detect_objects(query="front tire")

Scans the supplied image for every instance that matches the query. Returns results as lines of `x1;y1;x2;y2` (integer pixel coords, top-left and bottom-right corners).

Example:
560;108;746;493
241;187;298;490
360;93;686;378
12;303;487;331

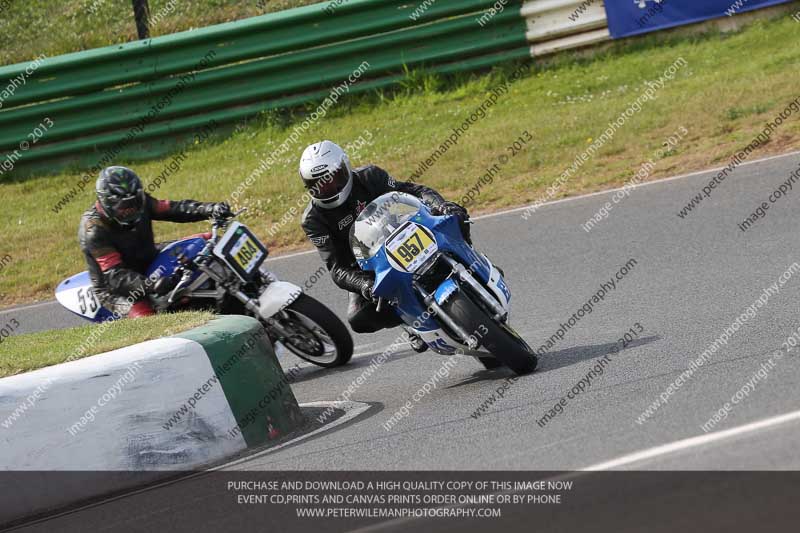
443;291;537;375
478;357;504;370
275;293;353;368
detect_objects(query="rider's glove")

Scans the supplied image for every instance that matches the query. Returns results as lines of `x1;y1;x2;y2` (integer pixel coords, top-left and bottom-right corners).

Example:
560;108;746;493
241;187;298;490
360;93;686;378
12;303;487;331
210;202;233;219
360;281;375;302
434;201;472;245
434;201;469;220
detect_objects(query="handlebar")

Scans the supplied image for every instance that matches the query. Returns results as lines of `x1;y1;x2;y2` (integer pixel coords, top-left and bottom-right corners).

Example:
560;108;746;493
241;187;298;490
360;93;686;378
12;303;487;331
212;207;247;227
209;207;247;242
159;207;249;305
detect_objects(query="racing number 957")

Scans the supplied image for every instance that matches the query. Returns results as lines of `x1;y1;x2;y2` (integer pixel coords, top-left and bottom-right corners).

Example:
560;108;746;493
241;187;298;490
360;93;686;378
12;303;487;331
395;232;425;263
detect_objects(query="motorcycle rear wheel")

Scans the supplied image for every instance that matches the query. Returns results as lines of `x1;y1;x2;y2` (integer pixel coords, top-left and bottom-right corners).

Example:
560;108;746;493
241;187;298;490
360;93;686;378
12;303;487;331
443;291;537;375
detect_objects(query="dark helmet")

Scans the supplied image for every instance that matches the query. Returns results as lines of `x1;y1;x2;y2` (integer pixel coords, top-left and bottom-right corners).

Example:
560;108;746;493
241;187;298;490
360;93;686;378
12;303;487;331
96;166;146;227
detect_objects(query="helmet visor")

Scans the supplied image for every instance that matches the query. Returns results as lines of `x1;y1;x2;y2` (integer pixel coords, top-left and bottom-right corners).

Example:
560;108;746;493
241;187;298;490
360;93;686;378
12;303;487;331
109;193;144;225
304;163;350;201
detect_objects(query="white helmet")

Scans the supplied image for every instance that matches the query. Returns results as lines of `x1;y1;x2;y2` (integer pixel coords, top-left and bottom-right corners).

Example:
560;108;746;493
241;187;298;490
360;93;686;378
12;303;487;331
299;140;353;209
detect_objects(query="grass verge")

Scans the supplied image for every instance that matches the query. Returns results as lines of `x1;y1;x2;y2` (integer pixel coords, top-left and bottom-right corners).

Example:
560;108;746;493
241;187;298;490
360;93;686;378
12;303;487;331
0;311;213;378
1;15;799;305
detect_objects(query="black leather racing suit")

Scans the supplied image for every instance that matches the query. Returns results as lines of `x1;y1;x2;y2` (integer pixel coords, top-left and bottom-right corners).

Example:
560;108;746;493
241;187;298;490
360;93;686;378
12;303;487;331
301;165;455;333
78;195;218;316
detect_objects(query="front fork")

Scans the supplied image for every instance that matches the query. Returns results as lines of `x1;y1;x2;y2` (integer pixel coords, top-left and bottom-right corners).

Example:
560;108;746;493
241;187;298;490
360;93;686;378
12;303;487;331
413;280;480;350
229;287;295;339
439;255;507;322
413;255;508;350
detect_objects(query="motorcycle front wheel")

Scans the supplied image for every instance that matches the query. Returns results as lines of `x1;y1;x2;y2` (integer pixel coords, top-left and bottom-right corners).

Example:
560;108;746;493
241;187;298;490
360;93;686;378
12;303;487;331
270;293;353;368
443;291;537;375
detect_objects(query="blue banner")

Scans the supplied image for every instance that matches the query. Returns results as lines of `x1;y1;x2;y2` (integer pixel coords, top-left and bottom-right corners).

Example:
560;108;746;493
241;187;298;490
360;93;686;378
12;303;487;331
604;0;793;39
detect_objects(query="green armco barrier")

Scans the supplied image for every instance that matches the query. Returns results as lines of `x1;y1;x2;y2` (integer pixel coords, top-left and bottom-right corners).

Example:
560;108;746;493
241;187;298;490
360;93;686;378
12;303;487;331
0;0;527;176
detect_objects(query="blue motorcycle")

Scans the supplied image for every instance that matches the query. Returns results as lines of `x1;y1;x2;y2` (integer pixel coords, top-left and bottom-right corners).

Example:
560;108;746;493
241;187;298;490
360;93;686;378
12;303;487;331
350;193;537;374
56;210;353;368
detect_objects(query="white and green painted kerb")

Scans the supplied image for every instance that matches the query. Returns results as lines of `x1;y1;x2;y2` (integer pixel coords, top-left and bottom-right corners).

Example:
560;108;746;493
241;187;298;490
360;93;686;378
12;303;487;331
175;315;305;450
0;315;303;472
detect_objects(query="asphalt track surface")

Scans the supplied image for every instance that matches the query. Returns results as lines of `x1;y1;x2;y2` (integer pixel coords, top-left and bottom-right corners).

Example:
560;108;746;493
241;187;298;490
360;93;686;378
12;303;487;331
5;151;800;531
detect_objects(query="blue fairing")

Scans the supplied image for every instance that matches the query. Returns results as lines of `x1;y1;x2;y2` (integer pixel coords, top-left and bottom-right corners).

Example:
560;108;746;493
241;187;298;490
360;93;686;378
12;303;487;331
147;237;208;278
358;207;492;332
55;236;209;323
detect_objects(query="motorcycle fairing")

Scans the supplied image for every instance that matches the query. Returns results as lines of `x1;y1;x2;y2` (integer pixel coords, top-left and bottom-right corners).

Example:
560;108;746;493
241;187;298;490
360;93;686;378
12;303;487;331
357;207;507;338
56;235;208;322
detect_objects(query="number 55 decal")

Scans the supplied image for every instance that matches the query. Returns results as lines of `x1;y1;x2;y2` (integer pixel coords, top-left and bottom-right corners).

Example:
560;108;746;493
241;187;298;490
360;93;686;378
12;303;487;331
77;287;100;317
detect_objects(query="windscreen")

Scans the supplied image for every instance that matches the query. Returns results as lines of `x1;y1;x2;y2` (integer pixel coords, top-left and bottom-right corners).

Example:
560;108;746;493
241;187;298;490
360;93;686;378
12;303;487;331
350;193;423;260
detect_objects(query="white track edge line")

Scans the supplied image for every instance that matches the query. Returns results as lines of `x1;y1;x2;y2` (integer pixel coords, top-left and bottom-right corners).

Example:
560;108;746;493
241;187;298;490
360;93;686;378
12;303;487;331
473;148;800;220
582;408;800;471
7;150;800;313
350;408;800;532
266;149;800;261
